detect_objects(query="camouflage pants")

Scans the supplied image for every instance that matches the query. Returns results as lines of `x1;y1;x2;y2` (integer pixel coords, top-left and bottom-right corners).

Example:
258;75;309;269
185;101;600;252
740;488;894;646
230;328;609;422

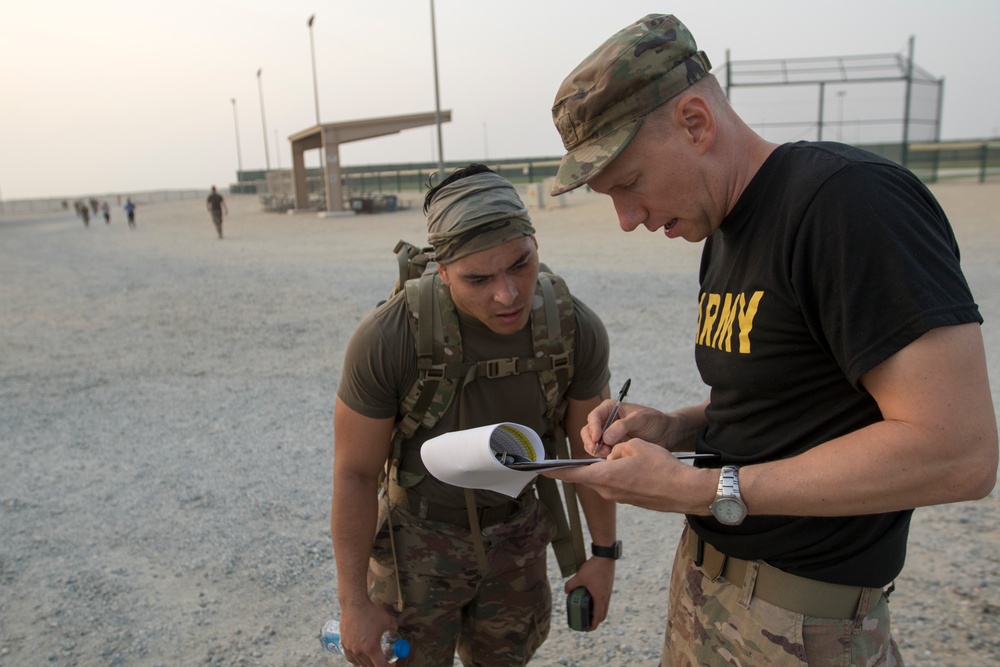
663;524;904;667
368;494;557;667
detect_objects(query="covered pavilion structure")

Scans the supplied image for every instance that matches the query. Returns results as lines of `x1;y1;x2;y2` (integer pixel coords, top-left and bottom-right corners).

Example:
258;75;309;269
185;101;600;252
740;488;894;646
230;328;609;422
288;110;451;213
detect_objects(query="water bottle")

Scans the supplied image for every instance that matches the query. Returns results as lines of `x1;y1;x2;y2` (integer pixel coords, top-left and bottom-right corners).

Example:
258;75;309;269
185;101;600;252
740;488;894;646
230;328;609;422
320;619;411;663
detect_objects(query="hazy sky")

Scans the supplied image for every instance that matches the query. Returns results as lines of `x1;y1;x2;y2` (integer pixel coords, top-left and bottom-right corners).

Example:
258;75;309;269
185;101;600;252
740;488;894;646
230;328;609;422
2;0;998;200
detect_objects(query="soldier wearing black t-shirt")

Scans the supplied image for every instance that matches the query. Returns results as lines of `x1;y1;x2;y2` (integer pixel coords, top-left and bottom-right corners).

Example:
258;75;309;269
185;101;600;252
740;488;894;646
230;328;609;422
543;14;998;667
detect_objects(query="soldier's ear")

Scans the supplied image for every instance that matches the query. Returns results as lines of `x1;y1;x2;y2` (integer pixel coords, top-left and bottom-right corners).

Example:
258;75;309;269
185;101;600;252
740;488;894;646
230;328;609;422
437;262;451;286
675;92;716;156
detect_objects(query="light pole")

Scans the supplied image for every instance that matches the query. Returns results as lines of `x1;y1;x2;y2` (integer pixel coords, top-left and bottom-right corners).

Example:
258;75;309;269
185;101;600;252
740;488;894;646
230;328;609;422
257;67;271;171
307;14;324;171
275;128;281;169
308;14;320;125
430;0;445;180
231;98;243;173
837;90;846;142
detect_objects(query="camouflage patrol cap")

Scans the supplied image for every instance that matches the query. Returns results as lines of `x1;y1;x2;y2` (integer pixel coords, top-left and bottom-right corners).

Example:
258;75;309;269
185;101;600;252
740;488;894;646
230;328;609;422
550;15;712;195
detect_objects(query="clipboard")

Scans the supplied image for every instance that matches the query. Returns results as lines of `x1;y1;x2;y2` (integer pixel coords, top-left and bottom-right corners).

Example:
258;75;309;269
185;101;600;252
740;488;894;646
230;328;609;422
505;452;719;471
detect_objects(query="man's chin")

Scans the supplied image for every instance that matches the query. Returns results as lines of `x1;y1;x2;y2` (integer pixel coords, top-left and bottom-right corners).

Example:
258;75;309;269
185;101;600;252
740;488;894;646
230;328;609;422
490;311;529;334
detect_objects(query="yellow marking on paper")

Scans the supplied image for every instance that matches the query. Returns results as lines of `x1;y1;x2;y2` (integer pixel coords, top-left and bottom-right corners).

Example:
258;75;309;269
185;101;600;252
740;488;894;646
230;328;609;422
498;425;537;461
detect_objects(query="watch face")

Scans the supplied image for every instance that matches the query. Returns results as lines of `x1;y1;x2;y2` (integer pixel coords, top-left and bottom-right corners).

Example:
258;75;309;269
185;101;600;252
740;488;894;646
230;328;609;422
713;498;746;525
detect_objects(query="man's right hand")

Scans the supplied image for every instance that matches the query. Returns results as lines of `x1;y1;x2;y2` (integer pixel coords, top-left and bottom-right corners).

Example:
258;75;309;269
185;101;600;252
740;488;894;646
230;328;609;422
583;400;668;457
582;398;710;457
339;599;398;667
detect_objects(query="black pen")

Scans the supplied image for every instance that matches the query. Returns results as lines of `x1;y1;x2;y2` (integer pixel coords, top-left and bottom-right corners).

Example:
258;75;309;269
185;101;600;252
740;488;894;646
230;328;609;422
595;378;630;455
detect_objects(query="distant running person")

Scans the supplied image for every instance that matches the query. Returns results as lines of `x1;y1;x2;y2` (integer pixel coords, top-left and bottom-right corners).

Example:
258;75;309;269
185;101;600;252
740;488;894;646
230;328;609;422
206;186;227;239
124;198;136;229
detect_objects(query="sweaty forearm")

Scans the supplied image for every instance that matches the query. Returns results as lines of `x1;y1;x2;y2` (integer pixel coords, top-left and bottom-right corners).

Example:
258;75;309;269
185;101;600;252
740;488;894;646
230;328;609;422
576;483;616;545
737;417;997;518
331;475;381;607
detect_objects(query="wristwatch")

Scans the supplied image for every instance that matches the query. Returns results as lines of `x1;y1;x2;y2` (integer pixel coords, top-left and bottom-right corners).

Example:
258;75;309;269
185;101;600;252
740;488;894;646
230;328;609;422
710;465;747;526
591;540;623;560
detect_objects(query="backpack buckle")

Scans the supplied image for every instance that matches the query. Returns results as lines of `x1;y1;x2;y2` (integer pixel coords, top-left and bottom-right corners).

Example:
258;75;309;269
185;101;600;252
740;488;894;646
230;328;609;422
552;351;572;370
485;357;519;378
423;365;447;380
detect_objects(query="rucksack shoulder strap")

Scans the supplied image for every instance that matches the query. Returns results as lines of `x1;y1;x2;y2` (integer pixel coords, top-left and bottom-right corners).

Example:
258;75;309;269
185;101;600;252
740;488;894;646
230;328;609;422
530;271;586;576
394;272;464;447
532;271;576;426
390;240;435;300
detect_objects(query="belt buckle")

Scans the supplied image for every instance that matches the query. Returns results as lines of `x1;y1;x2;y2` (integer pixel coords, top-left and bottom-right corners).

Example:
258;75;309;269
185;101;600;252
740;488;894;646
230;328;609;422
478;503;502;527
479;499;520;527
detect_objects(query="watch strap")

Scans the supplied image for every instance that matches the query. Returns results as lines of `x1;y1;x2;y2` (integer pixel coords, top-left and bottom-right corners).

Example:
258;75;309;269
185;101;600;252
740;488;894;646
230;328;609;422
591;540;622;560
717;465;740;496
711;465;747;526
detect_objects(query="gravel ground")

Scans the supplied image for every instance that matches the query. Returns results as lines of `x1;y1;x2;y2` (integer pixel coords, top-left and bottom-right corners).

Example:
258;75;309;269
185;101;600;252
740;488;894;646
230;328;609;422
1;184;998;667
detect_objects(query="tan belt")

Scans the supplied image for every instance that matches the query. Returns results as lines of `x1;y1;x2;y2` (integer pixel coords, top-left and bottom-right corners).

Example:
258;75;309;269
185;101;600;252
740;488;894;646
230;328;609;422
690;534;883;619
388;483;533;529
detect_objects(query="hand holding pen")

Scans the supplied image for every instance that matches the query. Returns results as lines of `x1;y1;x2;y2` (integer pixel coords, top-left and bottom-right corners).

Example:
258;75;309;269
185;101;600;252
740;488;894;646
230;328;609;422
590;379;719;462
593;378;630;455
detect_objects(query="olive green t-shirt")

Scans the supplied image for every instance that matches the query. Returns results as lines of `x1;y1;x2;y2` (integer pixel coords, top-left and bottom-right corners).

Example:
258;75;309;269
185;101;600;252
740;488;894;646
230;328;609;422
337;284;611;508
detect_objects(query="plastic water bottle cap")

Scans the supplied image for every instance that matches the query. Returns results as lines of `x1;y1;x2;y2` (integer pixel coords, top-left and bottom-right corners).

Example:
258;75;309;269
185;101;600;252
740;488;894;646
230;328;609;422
394;639;411;659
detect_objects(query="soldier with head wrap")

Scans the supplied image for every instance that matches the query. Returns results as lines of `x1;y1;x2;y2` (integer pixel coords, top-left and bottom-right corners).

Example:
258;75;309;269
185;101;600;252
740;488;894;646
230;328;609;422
541;14;997;667
331;165;618;666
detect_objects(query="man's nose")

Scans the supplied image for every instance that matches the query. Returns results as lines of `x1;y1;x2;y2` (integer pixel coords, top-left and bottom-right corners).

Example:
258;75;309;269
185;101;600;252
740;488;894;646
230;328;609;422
494;275;518;305
613;198;646;232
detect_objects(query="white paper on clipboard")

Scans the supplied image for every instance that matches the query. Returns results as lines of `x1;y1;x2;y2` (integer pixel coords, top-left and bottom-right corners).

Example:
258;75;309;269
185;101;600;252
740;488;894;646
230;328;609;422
420;422;715;497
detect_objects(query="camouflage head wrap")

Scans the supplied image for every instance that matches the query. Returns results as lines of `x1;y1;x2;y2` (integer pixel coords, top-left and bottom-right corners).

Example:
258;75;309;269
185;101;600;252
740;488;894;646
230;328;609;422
426;172;535;264
550;14;711;196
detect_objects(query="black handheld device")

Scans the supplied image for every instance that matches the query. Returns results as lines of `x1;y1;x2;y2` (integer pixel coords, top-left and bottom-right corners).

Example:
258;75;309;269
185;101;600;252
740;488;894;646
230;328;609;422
566;587;593;632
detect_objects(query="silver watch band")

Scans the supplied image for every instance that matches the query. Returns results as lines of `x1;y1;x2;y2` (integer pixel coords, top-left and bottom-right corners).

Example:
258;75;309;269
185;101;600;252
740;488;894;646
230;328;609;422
718;465;741;497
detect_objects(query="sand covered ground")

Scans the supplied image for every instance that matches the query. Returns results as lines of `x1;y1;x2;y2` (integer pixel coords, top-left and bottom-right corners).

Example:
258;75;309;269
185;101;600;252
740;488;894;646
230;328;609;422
1;183;999;666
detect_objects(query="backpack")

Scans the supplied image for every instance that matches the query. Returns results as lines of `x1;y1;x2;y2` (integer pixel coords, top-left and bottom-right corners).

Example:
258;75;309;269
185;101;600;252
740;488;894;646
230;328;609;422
384;239;587;577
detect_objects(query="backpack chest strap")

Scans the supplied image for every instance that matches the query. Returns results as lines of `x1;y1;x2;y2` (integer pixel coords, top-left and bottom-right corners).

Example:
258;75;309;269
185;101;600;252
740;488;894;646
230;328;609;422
419;351;573;381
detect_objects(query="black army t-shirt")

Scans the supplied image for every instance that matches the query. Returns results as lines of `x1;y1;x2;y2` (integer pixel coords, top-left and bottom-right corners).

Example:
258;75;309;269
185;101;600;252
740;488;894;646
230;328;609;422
689;142;982;587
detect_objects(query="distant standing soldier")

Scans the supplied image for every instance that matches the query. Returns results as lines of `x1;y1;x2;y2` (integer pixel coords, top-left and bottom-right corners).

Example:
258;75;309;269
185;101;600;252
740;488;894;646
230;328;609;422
206;186;227;239
101;201;110;225
124;198;136;229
